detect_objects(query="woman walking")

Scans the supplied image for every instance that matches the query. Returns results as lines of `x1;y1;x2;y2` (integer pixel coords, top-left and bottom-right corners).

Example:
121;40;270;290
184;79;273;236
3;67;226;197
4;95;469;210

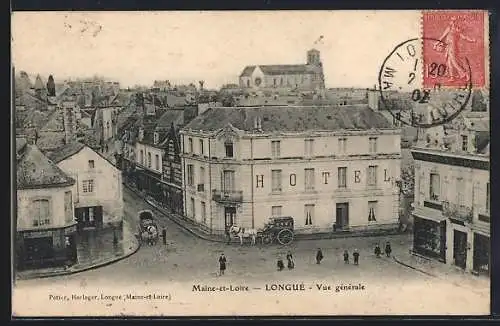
219;253;227;276
286;251;295;270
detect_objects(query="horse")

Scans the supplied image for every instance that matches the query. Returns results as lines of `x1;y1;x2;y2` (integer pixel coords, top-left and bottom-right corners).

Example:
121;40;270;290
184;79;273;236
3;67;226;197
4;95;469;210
229;225;258;246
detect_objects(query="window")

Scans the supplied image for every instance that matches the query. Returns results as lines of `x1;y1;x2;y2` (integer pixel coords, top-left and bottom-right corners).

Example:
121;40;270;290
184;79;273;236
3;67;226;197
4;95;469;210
32;199;50;226
305;139;314;156
368;201;378;222
201;201;207;224
64;191;73;224
188;138;193;153
367;166;378;186
486;182;490;212
271;141;281;158
223;170;235;192
272;206;282;217
369;137;378;154
88;207;95;222
338;138;347;153
82;179;94;193
305;204;315;226
461;135;468;151
199;139;204;156
305;168;315;191
187;164;194;186
140;150;144;165
271;170;282;192
147;152;152;168
88;160;95;169
199;166;205;187
338;167;347;188
154;132;159;144
155;154;159;170
429;173;440;201
190;197;195;219
225;141;234;158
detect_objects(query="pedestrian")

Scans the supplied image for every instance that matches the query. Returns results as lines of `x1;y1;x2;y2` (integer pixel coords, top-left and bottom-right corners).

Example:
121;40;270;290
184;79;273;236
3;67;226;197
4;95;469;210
343;250;349;264
385;241;392;258
225;228;231;245
277;256;285;271
162;227;167;245
219;253;227;276
374;243;381;258
286;251;295;270
353;249;360;265
316;248;324;265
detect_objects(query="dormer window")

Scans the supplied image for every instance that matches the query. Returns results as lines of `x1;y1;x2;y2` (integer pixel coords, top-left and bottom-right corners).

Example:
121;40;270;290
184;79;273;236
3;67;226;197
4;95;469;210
461;135;468;151
225;141;234;158
154;132;159;145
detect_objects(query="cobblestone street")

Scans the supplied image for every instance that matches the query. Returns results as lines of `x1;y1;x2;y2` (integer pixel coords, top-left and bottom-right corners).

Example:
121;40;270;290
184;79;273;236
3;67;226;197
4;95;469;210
13;186;490;316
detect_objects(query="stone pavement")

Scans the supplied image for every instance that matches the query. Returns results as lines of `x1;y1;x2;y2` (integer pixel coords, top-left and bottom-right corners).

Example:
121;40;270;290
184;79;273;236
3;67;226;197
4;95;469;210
123;182;405;244
15;220;140;280
393;251;490;295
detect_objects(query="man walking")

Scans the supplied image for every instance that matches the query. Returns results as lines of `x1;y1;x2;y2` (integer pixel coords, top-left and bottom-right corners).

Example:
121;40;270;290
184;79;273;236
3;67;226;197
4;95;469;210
219;253;227;276
353;249;360;265
385;242;392;258
316;248;324;265
343;250;349;264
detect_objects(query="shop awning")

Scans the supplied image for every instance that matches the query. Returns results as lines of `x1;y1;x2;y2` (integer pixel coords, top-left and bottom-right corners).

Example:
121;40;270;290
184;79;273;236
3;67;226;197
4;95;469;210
412;206;447;223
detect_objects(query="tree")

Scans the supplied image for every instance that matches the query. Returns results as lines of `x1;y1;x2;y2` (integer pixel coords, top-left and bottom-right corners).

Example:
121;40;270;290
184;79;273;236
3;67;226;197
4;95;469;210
199;80;205;90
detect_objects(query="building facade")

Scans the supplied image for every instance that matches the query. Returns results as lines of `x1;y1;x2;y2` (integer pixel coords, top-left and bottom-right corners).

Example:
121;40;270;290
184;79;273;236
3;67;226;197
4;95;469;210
411;118;489;275
16;140;78;270
46;142;124;229
239;49;325;92
180;105;401;235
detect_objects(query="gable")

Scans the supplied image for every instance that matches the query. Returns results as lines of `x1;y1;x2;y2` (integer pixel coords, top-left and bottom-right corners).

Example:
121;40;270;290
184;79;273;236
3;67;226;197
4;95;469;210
57;146;119;174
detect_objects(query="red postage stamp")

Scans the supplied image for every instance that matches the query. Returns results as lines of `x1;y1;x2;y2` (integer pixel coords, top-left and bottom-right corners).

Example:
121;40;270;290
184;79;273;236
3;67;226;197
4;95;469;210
422;10;487;88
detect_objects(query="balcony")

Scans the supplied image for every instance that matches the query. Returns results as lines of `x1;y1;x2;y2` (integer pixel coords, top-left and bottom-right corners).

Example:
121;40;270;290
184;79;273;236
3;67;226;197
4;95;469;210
212;189;243;203
442;201;473;225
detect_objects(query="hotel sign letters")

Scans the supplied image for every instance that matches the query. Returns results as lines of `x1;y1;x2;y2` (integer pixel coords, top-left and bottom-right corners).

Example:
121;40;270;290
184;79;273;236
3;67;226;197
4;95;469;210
255;168;392;188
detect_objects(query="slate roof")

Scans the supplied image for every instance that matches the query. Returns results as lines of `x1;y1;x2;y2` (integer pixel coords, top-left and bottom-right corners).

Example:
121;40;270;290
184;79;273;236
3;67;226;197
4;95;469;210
34;75;44;90
45;141;85;163
40;110;64;132
240;64;315;77
474;131;490;154
16;137;27;153
36;131;66;151
184;105;394;133
17;144;75;190
155;109;184;130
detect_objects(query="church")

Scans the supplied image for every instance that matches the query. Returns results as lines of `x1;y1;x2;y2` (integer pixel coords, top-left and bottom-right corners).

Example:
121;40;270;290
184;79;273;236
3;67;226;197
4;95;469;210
239;49;325;92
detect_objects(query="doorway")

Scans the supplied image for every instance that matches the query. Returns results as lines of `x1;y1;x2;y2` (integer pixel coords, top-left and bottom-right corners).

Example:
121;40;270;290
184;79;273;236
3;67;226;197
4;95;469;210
23;236;54;269
225;207;236;228
453;230;467;269
336;203;349;229
473;233;489;275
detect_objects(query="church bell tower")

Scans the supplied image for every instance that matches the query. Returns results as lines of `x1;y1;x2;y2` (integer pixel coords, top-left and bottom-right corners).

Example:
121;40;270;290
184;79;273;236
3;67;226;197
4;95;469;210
307;48;321;66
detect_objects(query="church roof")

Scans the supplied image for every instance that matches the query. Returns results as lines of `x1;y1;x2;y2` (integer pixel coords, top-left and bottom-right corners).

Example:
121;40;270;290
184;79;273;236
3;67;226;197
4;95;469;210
240;64;315;77
184;105;394;133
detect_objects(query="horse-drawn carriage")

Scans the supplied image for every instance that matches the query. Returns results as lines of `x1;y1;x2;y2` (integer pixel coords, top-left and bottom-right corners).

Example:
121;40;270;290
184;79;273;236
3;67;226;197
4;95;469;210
229;216;295;246
137;209;159;245
259;216;294;245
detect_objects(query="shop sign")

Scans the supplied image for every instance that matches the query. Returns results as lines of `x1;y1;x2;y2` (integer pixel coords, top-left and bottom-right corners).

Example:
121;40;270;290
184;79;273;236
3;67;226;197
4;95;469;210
24;230;53;238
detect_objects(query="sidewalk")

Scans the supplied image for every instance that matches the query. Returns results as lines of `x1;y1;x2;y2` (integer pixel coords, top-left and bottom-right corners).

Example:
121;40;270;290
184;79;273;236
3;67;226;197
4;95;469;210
16;220;140;280
124;182;405;244
393;251;490;295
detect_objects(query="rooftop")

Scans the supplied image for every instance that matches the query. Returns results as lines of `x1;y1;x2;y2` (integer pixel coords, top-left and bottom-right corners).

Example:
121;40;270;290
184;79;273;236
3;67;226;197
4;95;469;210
45;141;85;164
184;105;395;133
17;144;75;190
240;64;315;77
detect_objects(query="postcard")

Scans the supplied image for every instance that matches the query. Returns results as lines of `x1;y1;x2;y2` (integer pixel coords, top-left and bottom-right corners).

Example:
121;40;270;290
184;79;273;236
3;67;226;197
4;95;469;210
11;10;490;316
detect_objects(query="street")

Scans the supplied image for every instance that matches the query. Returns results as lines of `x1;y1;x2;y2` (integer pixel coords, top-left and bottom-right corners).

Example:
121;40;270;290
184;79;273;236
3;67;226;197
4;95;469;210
13;186;490;316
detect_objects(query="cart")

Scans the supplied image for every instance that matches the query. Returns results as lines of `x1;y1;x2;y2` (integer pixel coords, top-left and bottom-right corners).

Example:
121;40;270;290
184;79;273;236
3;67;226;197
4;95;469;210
137;209;159;245
258;216;294;245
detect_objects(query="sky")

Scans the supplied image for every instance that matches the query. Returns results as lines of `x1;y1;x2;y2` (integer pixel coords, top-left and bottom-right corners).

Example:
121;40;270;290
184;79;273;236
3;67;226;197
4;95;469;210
12;11;420;89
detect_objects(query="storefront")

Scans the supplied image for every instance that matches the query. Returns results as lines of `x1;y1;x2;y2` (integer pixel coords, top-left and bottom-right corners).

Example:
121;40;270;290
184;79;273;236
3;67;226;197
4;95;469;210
16;224;78;271
412;215;447;262
473;232;489;275
159;182;184;215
